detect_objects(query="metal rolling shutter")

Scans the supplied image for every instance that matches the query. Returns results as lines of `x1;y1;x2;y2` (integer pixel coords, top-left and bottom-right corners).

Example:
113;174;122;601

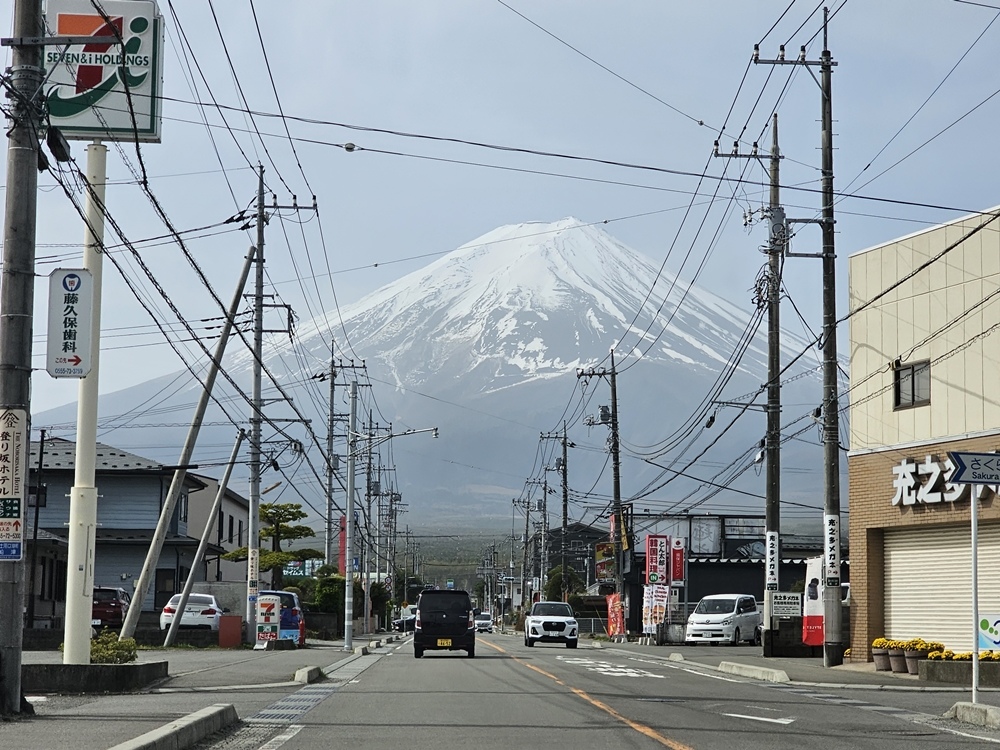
885;524;1000;650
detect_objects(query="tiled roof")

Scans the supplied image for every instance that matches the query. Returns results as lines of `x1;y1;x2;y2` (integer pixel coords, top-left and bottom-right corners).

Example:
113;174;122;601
28;437;166;472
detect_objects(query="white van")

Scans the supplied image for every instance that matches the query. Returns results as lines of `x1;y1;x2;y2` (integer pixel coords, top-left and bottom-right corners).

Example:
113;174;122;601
685;594;761;645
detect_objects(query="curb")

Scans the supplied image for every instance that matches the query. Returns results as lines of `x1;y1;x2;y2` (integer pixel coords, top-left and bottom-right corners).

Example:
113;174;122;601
718;660;790;683
945;701;1000;729
294;666;322;683
107;703;238;750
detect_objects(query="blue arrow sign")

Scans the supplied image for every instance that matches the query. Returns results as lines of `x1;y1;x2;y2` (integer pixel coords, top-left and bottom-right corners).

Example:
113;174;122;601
949;452;1000;485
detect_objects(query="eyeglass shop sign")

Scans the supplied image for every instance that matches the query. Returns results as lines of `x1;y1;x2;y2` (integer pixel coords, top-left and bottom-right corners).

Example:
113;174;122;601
0;410;28;561
44;0;164;142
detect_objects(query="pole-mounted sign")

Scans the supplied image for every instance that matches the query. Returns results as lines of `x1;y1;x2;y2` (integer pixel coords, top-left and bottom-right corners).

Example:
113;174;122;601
44;0;165;142
0;410;28;561
47;268;93;378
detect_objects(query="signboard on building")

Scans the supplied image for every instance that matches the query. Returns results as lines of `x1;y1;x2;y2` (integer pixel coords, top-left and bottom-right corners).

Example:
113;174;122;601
670;536;686;586
768;591;802;618
645;534;668;584
595;542;615;582
47;268;93;378
44;0;165;142
0;410;28;561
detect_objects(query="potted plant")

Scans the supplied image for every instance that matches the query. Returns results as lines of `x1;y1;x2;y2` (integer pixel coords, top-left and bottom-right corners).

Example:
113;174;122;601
887;639;909;673
904;638;943;675
871;637;891;671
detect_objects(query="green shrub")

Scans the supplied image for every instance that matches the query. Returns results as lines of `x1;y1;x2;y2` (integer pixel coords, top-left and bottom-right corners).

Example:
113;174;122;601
91;630;138;664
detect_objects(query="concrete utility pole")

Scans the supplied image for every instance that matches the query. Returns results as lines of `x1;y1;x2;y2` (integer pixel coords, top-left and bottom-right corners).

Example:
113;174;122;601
325;349;336;567
343;380;358;651
578;351;624;601
560;426;570;601
0;0;43;714
754;9;841;667
121;246;256;642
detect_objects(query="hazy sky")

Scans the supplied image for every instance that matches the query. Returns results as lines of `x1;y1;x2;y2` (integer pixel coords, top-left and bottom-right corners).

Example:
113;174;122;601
4;0;1000;419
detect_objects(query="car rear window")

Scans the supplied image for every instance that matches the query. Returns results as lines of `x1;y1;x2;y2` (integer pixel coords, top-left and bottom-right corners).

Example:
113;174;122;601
93;590;121;602
170;594;214;606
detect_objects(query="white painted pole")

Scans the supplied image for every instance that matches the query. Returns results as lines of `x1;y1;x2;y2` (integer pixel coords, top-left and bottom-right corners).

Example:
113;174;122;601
64;142;106;665
972;489;980;704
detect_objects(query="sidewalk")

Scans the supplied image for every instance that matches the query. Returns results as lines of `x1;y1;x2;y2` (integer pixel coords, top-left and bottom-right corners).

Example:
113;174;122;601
9;634;397;750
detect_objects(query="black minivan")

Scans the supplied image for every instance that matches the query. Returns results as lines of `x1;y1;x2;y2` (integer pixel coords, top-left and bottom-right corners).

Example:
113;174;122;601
413;589;476;658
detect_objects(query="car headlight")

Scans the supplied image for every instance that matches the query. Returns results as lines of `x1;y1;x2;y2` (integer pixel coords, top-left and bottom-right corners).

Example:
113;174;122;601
567;620;577;627
721;618;733;626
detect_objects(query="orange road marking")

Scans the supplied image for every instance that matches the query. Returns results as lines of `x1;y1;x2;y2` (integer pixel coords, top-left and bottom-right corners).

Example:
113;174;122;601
481;640;694;750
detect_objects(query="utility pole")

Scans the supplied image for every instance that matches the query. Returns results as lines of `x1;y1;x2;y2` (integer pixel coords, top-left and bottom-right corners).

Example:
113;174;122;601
0;0;44;715
343;380;359;651
754;9;841;666
27;429;45;628
715;120;785;646
560;426;570;602
325;349;336;567
578;351;624;603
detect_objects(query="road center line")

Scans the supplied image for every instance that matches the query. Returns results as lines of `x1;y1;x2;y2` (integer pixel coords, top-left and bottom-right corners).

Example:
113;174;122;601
483;641;695;750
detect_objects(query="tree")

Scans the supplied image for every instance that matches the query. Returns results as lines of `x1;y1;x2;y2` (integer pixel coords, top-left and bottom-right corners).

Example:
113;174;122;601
544;565;585;602
222;502;324;589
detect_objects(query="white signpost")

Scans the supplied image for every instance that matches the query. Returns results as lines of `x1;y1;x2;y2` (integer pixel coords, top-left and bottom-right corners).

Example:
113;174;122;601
47;269;93;378
0;410;28;562
947;450;991;705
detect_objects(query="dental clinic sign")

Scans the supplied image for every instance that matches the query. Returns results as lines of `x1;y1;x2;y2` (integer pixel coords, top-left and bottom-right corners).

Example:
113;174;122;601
44;0;164;142
889;454;998;507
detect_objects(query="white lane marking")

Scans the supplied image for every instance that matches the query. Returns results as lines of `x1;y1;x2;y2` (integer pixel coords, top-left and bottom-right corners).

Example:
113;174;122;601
258;724;303;749
722;713;795;725
557;655;665;679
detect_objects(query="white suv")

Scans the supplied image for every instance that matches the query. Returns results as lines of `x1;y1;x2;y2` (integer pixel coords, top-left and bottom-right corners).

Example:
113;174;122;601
524;601;578;648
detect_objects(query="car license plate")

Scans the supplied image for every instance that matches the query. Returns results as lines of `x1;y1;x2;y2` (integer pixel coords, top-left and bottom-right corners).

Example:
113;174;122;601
436;638;452;647
91;619;101;626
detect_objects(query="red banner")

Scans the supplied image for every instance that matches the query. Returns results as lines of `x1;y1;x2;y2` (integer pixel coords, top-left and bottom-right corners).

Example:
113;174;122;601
670;537;686;585
646;535;668;584
606;593;625;637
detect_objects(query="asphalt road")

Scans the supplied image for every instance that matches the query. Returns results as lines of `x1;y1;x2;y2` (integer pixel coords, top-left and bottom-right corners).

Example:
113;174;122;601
189;634;1000;750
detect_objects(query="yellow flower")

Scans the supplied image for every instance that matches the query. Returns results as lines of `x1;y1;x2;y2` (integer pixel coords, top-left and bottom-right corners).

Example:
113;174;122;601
872;637;889;649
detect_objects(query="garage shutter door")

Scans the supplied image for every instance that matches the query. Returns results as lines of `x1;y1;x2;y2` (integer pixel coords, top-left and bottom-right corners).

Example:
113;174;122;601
885;524;1000;650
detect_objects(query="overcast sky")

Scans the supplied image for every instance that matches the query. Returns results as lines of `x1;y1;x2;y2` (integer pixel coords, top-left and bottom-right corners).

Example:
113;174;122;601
4;0;1000;420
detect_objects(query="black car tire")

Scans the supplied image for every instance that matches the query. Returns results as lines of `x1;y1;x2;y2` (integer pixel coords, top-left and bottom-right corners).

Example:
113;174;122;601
414;647;423;659
467;645;475;658
567;640;577;649
525;635;533;647
731;627;740;645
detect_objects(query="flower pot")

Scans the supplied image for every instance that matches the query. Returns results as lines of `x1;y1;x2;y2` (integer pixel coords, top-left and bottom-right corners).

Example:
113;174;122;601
872;647;891;671
905;650;926;675
888;648;908;673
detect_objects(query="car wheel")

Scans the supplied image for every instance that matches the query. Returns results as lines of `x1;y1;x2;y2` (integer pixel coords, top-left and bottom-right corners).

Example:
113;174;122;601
731;627;740;645
467;645;475;658
567;640;577;649
753;627;762;646
525;636;534;647
414;647;423;658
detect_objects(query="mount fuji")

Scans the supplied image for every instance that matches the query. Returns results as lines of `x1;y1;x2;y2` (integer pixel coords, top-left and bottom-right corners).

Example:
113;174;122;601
35;218;832;532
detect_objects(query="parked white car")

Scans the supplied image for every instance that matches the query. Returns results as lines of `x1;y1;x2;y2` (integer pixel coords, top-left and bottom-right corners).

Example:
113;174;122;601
685;594;761;645
524;601;578;648
159;593;224;631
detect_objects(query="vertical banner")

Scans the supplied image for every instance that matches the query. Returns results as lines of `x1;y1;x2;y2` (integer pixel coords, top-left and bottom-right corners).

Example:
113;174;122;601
645;534;668;584
606;592;625;637
765;530;779;591
641;585;670;634
802;556;824;646
670;536;686;586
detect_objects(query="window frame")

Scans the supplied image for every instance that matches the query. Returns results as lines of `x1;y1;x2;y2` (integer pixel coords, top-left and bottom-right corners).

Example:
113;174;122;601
893;360;930;410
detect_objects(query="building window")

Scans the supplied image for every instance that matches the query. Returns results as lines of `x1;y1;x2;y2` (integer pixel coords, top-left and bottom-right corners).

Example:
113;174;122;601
179;492;188;522
894;360;930;409
217;510;224;544
228;515;235;544
238;520;244;546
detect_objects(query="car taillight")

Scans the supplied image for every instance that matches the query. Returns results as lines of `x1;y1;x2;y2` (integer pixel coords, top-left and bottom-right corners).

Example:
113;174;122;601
163;606;175;614
202;608;218;615
468;611;475;628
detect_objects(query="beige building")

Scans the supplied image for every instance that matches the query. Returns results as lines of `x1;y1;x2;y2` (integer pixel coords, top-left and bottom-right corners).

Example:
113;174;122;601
848;205;1000;658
